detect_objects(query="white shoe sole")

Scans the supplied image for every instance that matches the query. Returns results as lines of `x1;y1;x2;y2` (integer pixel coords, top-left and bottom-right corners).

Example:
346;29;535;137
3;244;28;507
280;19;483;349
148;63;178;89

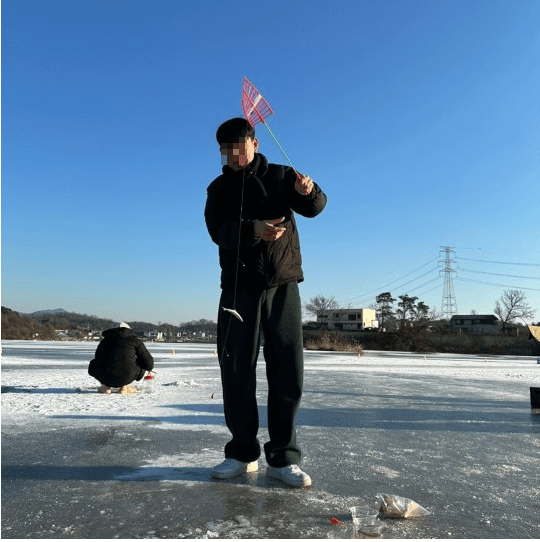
210;461;258;479
266;466;312;487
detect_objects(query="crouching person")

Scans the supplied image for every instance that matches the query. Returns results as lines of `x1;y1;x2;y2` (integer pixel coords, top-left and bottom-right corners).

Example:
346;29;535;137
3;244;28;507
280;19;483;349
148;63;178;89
88;322;154;394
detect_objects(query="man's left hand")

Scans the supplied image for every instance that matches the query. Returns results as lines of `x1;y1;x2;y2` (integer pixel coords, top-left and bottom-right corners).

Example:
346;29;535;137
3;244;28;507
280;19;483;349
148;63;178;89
295;174;314;196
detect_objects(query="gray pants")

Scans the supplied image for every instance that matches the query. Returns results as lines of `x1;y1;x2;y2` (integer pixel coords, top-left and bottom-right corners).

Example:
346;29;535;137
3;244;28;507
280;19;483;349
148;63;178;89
217;282;304;467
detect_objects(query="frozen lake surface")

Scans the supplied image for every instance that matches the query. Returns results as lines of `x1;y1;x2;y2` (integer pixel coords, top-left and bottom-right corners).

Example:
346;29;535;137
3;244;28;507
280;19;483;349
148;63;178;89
2;340;540;538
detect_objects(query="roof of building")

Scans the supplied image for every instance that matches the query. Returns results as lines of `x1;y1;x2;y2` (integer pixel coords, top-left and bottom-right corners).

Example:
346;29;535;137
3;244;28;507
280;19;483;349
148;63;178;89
528;325;540;344
450;314;498;321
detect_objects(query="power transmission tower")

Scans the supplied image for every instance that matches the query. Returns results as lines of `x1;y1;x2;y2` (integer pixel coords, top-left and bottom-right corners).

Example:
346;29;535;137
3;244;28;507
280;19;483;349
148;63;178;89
439;246;458;319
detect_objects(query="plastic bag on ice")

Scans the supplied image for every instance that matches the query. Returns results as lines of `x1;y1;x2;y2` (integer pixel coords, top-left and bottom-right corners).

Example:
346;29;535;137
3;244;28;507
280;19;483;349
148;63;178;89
377;494;430;518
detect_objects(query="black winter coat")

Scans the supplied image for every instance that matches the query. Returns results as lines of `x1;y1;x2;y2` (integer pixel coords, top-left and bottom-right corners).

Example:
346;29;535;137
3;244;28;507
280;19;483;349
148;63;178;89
88;328;154;387
205;154;327;291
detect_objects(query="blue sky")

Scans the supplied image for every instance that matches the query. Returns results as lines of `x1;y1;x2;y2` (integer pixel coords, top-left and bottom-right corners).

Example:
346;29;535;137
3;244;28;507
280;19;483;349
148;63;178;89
2;0;539;325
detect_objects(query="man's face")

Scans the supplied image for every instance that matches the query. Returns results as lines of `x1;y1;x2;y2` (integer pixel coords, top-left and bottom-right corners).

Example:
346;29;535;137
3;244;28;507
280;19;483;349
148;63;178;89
220;137;258;170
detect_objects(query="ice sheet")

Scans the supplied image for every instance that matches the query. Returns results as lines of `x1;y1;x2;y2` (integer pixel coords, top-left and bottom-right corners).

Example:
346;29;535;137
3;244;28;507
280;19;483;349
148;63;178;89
2;341;539;539
2;341;538;429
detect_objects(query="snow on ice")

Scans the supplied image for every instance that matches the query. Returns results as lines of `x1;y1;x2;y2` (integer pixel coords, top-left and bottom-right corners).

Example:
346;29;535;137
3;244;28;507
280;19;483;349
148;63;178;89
2;340;538;429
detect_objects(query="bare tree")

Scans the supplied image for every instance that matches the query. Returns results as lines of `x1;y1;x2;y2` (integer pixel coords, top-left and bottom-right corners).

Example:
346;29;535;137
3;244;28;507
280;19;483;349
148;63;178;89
304;295;338;323
494;289;536;332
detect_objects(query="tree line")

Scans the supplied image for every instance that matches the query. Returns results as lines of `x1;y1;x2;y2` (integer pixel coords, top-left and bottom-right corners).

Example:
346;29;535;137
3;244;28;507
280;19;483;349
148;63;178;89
1;307;218;341
1;307;57;340
304;292;436;331
304;289;537;332
30;310;117;332
30;310;218;336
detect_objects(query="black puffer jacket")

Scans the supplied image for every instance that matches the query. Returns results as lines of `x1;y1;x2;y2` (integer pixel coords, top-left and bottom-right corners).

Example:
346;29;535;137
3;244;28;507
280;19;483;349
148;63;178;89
205;153;327;291
88;327;154;387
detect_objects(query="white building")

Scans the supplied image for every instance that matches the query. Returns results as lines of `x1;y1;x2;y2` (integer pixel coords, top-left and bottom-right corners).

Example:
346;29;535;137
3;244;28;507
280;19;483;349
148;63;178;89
317;308;379;331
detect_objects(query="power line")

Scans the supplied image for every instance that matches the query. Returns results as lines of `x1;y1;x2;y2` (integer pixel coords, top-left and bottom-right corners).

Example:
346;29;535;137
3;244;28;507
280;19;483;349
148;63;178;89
458;267;540;281
339;257;439;305
456;256;540;267
337;249;540;312
340;265;439;306
455;277;540;291
343;273;443;310
403;276;442;298
391;267;440;293
415;280;444;299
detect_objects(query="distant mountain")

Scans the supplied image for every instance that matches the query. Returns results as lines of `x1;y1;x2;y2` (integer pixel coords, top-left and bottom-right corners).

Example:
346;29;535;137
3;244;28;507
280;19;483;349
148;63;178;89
30;308;68;318
27;309;117;330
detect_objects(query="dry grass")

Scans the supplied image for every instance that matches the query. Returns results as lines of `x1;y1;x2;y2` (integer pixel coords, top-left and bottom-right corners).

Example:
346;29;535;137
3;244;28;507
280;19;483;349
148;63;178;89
304;332;364;355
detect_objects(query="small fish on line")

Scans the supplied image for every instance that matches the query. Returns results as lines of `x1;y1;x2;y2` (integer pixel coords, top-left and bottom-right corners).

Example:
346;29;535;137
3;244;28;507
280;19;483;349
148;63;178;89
222;307;243;322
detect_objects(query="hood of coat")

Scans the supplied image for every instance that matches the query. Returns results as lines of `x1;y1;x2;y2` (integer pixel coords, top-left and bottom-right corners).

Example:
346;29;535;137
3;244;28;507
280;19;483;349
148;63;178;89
102;327;136;339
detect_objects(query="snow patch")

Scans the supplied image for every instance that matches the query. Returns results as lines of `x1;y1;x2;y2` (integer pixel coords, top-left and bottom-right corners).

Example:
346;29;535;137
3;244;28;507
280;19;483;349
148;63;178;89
370;465;400;479
494;465;523;474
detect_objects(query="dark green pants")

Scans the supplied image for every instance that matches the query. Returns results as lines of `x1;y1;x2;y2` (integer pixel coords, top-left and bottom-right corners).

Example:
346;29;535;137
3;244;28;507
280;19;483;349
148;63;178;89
217;282;304;468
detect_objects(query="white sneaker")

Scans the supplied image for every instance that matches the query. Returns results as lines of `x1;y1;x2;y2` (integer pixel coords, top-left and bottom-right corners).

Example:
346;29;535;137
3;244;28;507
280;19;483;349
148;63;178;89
210;458;258;479
266;464;312;487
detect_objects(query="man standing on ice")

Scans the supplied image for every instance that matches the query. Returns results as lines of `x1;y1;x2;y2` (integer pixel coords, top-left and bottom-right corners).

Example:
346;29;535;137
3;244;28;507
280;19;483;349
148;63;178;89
204;117;327;487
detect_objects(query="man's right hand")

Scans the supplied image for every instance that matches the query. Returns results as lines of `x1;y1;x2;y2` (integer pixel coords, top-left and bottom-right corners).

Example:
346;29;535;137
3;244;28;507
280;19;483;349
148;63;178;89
254;217;286;242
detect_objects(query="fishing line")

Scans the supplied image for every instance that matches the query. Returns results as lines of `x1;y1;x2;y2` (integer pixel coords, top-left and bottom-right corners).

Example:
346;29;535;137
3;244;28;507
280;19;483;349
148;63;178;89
219;163;246;362
220;75;289;359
